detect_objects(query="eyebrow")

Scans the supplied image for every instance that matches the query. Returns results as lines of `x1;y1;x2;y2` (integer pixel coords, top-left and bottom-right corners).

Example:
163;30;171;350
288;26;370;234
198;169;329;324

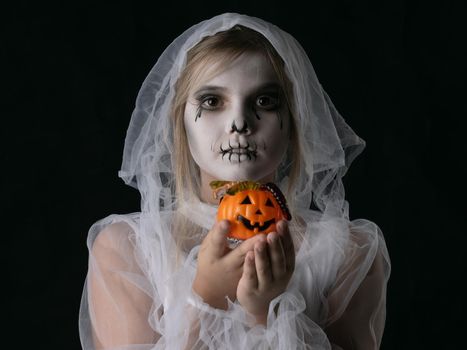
193;82;282;97
193;85;228;96
254;82;282;92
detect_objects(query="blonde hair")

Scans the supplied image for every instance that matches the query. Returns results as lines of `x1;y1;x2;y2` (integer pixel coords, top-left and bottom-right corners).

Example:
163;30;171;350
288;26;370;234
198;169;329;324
171;25;302;250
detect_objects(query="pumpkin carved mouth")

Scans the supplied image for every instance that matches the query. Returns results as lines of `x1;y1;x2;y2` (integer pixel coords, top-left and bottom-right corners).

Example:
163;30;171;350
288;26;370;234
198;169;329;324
237;215;275;232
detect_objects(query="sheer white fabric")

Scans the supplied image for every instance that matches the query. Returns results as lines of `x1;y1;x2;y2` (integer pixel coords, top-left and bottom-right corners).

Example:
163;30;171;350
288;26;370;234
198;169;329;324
79;13;391;349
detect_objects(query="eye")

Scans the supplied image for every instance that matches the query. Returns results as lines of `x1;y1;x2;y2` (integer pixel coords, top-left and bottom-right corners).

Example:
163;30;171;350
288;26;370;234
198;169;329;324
241;196;252;204
265;198;275;207
200;95;222;110
256;94;279;110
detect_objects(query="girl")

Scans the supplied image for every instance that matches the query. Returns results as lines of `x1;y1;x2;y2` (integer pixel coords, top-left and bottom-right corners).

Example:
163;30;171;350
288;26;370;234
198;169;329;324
79;13;390;349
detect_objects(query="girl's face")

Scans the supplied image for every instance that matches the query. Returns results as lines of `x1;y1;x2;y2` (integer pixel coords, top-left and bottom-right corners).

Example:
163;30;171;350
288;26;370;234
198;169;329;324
183;52;290;182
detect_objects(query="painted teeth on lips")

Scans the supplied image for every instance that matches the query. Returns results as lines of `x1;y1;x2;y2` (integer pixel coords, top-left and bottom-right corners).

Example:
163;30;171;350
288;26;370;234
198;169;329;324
231;148;248;154
228;140;256;151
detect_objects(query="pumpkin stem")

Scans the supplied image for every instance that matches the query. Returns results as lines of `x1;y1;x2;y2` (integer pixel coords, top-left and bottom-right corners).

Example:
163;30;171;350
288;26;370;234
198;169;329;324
228;181;261;195
209;180;232;190
209;180;262;200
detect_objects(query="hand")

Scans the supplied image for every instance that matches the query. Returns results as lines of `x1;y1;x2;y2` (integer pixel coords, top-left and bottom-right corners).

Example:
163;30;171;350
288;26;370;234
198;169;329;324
192;220;264;310
236;220;295;325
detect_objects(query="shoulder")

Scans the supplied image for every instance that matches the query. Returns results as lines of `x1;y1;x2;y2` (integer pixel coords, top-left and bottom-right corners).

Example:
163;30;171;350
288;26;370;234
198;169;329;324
86;212;140;255
93;221;134;248
86;213;146;276
348;218;390;269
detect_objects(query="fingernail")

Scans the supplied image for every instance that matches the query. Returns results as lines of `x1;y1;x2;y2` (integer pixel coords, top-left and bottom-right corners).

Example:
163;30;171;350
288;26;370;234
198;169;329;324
276;221;284;235
268;233;277;244
219;220;230;231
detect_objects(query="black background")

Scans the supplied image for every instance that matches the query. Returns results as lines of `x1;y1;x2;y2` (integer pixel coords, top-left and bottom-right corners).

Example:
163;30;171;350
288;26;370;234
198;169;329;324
3;1;466;349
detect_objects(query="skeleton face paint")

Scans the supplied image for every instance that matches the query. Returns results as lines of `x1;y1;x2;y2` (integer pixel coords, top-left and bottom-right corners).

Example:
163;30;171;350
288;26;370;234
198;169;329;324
184;52;290;182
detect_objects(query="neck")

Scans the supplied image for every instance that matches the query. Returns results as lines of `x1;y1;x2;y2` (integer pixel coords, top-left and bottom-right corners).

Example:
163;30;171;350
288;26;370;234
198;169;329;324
199;170;275;205
200;172;219;205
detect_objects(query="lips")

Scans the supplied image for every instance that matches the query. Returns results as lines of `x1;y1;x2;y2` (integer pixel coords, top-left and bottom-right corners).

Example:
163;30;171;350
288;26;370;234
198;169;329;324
220;141;258;161
237;215;275;232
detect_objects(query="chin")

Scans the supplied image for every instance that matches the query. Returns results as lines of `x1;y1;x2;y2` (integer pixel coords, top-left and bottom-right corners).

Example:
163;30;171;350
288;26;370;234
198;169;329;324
213;166;273;183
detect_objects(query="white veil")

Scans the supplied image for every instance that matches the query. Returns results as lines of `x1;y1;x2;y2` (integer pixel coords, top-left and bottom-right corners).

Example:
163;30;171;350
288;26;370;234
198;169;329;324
79;13;390;349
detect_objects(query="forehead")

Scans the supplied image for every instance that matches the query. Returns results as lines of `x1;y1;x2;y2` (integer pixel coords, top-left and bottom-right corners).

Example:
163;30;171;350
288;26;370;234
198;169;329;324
189;51;279;92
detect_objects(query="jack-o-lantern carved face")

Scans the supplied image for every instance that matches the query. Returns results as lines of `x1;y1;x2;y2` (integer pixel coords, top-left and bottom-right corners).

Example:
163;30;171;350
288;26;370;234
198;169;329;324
217;189;286;241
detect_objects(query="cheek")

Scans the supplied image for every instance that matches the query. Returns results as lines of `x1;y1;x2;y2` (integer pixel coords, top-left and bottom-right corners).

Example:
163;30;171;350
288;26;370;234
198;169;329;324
184;107;208;150
279;110;292;137
185;123;204;149
184;108;226;147
183;108;226;168
261;109;290;135
262;117;290;151
184;108;205;163
277;112;291;148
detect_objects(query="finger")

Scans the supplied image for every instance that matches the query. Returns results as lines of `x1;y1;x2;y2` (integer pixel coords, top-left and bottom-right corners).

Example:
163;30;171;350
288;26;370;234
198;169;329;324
277;221;295;271
208;220;230;258
224;234;264;268
255;238;273;287
241;251;258;290
267;232;286;279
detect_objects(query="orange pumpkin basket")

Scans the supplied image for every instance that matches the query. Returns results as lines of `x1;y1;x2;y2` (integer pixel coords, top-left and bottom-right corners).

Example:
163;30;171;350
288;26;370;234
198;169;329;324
211;181;292;244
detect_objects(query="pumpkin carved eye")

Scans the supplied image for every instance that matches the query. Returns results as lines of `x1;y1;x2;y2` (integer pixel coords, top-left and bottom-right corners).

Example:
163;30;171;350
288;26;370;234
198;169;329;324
265;198;274;207
241;196;252;204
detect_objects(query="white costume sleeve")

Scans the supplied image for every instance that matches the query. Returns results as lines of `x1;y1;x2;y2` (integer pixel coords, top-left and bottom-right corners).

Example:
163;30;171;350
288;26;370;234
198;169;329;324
79;215;160;349
324;219;391;349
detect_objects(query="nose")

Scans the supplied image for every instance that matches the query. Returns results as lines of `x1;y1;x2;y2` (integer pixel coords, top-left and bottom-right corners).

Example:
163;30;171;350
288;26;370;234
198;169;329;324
225;104;254;135
230;120;249;134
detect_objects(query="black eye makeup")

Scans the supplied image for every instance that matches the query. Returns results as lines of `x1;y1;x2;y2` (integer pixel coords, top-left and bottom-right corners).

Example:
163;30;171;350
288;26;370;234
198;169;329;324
194;94;223;122
255;93;280;110
191;83;284;123
198;95;222;109
252;89;283;127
